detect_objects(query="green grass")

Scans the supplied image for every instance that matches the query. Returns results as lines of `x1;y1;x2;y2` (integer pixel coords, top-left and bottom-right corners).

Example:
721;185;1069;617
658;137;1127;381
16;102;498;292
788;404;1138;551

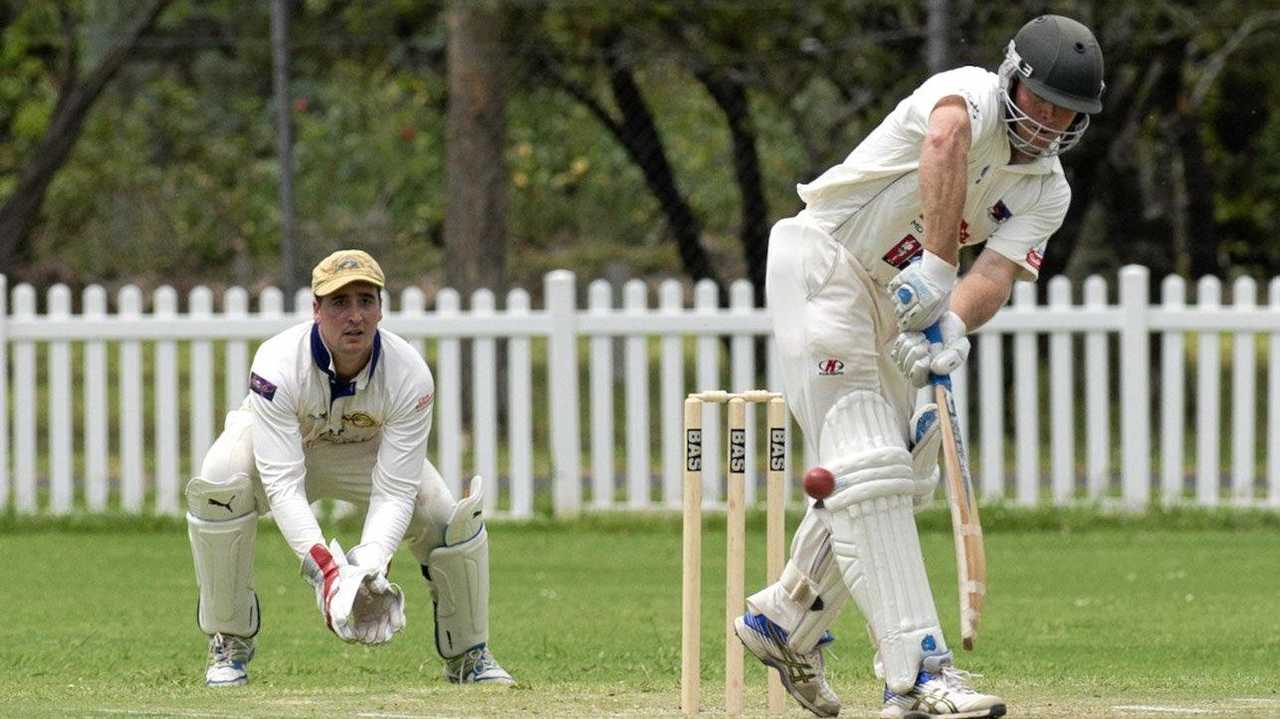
3;508;1280;718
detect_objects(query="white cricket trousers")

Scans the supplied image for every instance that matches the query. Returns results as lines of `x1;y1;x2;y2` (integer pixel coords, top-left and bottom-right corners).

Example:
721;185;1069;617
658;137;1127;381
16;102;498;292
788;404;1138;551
200;409;456;564
765;215;913;452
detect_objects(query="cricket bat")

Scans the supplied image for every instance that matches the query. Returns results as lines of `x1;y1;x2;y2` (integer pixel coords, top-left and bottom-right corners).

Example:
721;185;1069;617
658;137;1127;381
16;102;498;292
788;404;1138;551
924;323;987;651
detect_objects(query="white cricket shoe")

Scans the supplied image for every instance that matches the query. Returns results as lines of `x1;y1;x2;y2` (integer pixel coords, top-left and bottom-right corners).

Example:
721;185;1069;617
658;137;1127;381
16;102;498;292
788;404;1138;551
205;633;254;687
444;645;516;685
880;655;1005;718
734;613;841;717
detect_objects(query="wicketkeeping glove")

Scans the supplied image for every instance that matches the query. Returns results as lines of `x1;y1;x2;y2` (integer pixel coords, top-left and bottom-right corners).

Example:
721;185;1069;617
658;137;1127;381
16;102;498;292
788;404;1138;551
343;544;407;645
300;539;382;643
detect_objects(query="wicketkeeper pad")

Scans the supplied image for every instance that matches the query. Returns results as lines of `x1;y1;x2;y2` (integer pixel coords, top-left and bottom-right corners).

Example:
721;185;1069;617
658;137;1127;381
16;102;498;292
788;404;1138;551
186;473;260;637
820;390;948;694
423;476;491;659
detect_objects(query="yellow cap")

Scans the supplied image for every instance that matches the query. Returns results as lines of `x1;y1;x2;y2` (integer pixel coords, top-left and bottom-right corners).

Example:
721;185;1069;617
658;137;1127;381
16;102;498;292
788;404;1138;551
311;249;385;296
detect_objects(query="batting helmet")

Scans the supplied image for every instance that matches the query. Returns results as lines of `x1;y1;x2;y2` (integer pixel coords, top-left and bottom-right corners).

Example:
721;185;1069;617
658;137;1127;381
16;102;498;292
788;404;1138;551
998;15;1105;156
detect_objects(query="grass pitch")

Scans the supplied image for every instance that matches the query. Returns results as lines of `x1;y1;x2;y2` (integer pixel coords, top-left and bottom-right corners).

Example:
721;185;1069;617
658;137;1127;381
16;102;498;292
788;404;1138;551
2;507;1279;718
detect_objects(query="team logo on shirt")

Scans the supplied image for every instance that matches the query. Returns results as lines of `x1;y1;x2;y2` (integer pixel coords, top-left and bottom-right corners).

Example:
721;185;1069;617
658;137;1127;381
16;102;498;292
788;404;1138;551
989;200;1012;224
415;392;433;412
1026;248;1044;269
817;359;845;376
882;235;923;270
249;372;277;401
343;412;378;428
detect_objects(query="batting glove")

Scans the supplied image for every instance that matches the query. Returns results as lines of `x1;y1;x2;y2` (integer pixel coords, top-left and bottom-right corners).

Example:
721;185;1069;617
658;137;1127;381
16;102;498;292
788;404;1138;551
887;251;957;331
891;311;970;387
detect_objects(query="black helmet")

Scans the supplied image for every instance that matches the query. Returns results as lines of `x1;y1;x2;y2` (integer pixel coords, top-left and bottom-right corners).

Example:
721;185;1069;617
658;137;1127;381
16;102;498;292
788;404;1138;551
998;15;1104;156
1003;15;1105;114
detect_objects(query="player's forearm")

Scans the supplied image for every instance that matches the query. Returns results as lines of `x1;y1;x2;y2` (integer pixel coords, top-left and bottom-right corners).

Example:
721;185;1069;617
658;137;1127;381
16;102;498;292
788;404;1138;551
262;481;325;559
358;493;415;568
950;267;1013;331
919;112;970;266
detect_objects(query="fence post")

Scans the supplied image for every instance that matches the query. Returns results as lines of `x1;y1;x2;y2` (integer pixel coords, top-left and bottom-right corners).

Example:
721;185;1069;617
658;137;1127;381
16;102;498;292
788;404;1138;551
1159;275;1186;505
1269;277;1280;507
119;285;144;513
13;284;34;513
436;288;462;501
1120;265;1150;507
1230;277;1257;504
1013;281;1039;506
84;285;108;512
546;270;581;517
154;286;180;515
588;280;614;509
48;285;72;514
0;275;8;511
472;289;498;515
507;288;534;518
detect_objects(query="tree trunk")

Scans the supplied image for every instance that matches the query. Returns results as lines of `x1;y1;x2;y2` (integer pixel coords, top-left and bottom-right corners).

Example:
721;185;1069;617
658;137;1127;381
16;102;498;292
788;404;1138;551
694;66;767;307
599;35;726;305
1178;113;1219;279
445;0;510;430
925;0;951;73
0;0;172;266
445;0;508;301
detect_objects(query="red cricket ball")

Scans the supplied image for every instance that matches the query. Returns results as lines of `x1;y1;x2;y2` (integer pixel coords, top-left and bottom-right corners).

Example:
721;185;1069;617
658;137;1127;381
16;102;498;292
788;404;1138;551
803;466;836;500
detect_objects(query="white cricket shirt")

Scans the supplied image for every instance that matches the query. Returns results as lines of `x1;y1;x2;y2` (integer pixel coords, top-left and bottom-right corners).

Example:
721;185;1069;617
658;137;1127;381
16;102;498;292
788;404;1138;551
244;321;435;567
795;66;1071;286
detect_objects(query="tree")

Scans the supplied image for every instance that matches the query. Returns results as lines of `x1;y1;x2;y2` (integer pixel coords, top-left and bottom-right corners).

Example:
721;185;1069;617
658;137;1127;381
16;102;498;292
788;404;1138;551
445;0;508;300
531;16;726;301
0;0;172;267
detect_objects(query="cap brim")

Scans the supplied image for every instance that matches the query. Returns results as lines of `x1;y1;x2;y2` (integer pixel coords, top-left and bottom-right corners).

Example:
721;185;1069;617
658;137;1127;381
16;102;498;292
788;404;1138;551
1025;77;1102;114
313;273;385;296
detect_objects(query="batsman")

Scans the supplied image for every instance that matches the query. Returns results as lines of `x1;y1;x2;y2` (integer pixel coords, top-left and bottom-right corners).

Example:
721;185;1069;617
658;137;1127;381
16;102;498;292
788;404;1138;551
185;249;514;687
734;16;1103;718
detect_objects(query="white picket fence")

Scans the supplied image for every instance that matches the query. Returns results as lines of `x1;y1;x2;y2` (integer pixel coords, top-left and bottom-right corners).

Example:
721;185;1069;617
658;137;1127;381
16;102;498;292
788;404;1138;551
0;265;1277;519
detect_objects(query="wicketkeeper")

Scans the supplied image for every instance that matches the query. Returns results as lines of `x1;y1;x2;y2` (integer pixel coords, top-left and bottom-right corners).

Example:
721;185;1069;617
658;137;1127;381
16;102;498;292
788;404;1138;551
185;249;514;687
734;15;1103;719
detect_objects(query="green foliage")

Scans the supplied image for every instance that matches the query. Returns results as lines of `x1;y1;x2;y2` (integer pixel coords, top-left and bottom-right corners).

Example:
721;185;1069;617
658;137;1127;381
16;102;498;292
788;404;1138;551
3;0;1280;292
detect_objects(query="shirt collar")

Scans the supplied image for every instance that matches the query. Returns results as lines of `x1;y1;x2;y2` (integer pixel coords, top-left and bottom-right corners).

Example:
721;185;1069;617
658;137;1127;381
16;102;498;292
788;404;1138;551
309;324;382;403
999;140;1061;175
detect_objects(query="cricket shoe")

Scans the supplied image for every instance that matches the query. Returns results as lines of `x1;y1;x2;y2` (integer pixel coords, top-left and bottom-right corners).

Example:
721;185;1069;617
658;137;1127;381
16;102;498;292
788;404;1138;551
880;654;1005;718
444;644;516;685
205;633;254;687
733;612;841;717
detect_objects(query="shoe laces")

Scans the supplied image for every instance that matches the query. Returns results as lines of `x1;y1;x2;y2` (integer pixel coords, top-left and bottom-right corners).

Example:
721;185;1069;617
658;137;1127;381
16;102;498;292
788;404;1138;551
452;646;497;676
937;666;980;694
210;633;253;665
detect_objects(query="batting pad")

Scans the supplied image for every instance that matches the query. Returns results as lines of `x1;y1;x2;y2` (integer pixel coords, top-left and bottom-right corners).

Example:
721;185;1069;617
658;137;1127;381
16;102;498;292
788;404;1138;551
423;523;490;659
819;390;948;693
187;509;259;638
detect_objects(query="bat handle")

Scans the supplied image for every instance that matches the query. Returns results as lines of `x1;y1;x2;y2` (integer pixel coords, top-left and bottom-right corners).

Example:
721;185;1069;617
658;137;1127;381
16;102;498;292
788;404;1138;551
923;322;952;389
